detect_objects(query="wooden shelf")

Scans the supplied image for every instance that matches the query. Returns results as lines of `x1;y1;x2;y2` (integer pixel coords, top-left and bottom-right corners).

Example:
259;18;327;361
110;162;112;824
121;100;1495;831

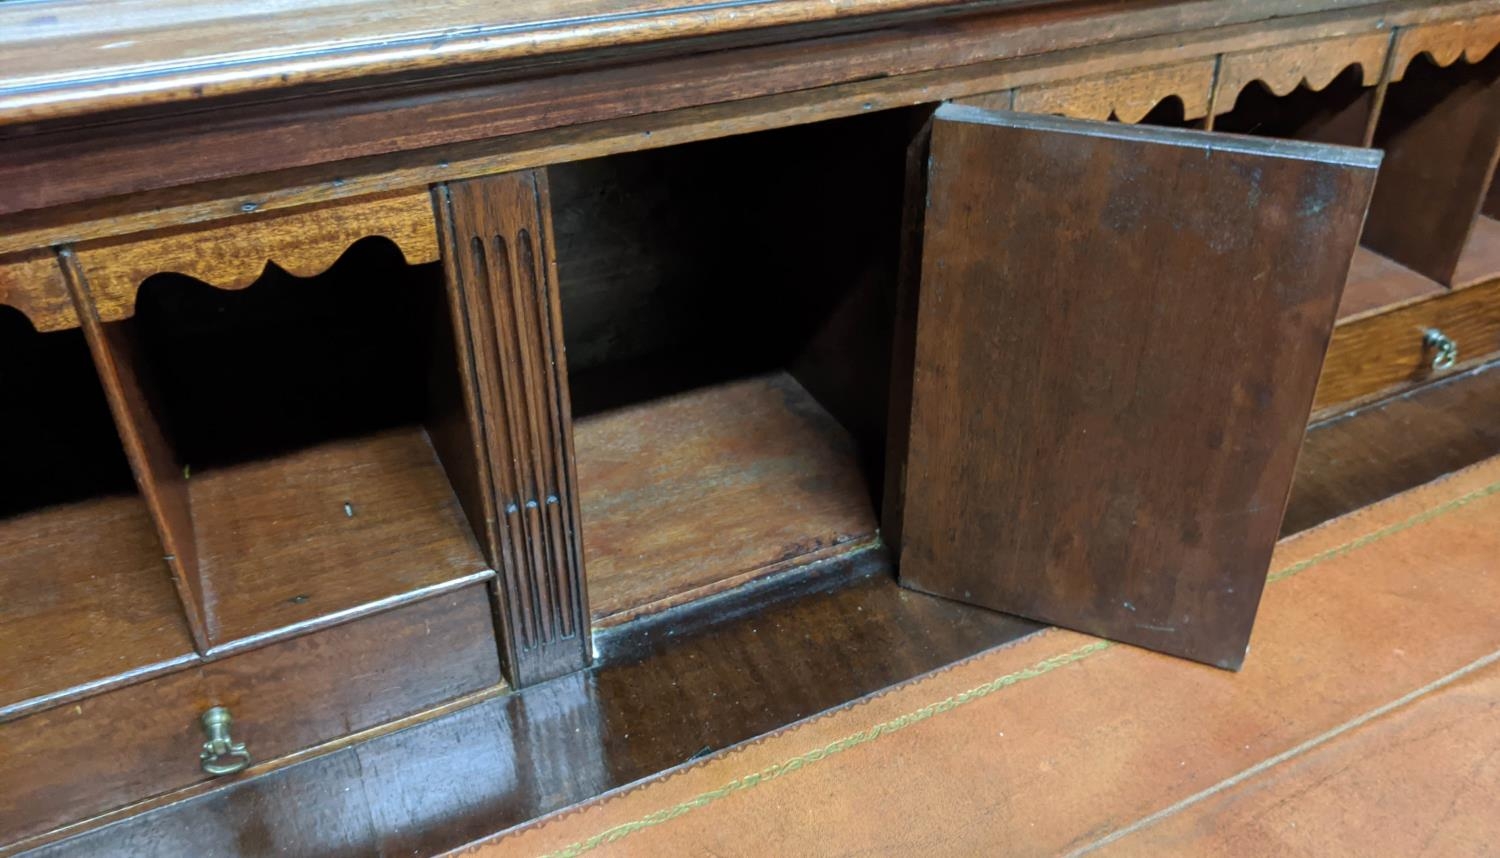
1338;246;1445;321
192;426;491;648
0;496;196;719
575;371;879;626
1454;215;1500;290
1339;216;1500;323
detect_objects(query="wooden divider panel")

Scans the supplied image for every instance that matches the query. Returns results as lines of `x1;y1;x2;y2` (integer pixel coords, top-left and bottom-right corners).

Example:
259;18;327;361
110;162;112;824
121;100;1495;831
60;248;212;652
1362;21;1500;286
435;171;590;687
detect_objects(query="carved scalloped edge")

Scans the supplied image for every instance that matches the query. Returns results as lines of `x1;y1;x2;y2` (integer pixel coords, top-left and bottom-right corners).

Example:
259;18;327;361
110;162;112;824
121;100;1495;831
1393;15;1500;81
1215;34;1390;117
79;189;442;323
1013;60;1215;124
155;233;430;293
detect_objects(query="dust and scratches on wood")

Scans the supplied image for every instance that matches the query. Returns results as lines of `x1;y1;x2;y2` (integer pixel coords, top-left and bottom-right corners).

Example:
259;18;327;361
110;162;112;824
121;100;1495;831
72;191;440;323
188;426;492;650
899;105;1378;669
575;371;879;627
436;170;590;687
1012;60;1215;123
1315;272;1500;416
1214;32;1388;116
0;249;76;330
1392;14;1500;80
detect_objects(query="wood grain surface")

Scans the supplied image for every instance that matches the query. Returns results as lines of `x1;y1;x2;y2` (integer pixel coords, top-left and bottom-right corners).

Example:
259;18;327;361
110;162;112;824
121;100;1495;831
1337;246;1445;320
899;105;1379;668
1012;59;1216;123
74;191;441;323
436;170;591;687
1314;275;1500;413
575;371;879;625
0;0;1065;123
1213;32;1388;116
0;1;1482;252
19;356;1497;857
0;585;501;847
0;497;194;720
0;250;74;331
1390;11;1500;80
0;0;1454;218
1361;44;1500;285
188;427;492;649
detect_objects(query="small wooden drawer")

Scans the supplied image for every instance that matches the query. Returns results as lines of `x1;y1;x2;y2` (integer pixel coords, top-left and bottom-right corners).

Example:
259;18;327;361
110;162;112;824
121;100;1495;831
0;584;501;847
1315;275;1500;414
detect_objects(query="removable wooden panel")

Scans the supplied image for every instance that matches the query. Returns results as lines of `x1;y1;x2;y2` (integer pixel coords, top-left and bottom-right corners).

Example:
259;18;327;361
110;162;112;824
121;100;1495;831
0;584;502;847
1362;33;1500;286
899;105;1378;668
576;371;879;626
75;191;441;322
436;170;589;687
1011;59;1214;123
0;250;74;331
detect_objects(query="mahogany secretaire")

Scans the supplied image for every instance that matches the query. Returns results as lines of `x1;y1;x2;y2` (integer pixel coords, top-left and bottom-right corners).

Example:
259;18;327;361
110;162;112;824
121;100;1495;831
2;0;1498;852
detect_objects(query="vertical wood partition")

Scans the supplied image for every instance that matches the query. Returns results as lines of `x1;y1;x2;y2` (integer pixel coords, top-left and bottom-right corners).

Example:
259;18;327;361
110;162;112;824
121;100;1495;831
1361;30;1500;286
58;247;213;652
434;171;590;687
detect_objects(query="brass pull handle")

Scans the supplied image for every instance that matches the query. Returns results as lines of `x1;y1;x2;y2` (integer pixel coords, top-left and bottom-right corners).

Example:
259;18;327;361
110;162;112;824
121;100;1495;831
199;706;251;776
1424;328;1458;371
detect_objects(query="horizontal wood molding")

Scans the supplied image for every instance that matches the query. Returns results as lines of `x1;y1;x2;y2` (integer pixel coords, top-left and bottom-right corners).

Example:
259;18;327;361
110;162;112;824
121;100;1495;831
1391;12;1500;79
0;1;1493;254
71;191;439;323
0;1;1490;224
0;249;75;331
0;0;1058;125
1214;32;1389;115
1013;59;1216;121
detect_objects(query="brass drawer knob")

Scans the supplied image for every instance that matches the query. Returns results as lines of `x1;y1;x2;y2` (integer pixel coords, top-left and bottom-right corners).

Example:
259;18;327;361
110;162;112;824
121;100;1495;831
1424;328;1458;371
199;706;252;776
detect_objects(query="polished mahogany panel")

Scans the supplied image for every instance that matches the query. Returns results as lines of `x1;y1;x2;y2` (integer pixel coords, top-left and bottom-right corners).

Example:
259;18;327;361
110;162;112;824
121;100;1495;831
898;105;1379;668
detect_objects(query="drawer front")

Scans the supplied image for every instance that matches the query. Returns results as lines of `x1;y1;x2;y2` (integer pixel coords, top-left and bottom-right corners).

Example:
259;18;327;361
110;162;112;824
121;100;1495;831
1315;277;1500;415
0;584;500;846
